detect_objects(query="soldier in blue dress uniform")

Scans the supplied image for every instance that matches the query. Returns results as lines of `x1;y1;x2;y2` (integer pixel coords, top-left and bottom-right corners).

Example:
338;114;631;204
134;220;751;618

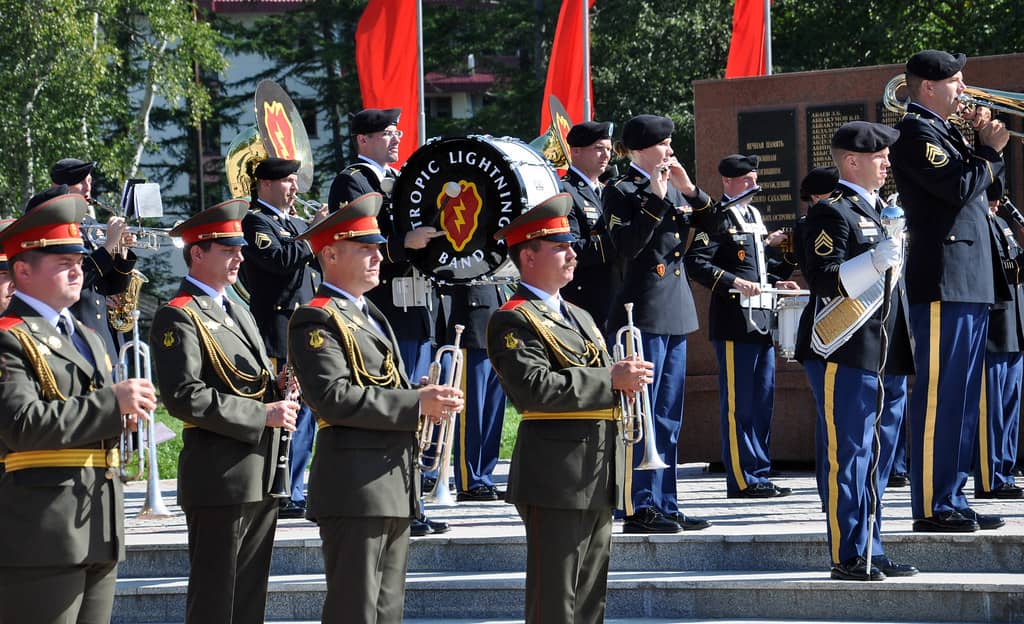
685;154;799;498
890;50;1010;532
604;114;713;533
795;121;918;580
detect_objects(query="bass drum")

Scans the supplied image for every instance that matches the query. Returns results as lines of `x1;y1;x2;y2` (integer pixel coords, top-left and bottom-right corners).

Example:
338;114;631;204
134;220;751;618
392;135;561;284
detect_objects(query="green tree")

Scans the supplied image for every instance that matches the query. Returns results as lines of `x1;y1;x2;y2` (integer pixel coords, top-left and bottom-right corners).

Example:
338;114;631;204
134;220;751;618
0;0;226;215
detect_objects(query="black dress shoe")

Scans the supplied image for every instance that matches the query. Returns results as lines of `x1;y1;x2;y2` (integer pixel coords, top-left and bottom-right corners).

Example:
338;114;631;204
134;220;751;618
830;557;885;581
278;500;307;519
958;508;1005;530
456;486;500;502
912;510;979;532
666;512;711;531
410;517;430;537
727;482;791;498
871;555;918;577
622;507;681;534
887;472;910;488
1013;467;1024;478
425;517;450;534
975;483;1024;499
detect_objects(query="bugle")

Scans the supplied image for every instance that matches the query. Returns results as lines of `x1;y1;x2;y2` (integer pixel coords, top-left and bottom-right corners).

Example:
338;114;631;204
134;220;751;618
883;73;1024;140
116;310;174;519
417;324;464;506
613;303;669;471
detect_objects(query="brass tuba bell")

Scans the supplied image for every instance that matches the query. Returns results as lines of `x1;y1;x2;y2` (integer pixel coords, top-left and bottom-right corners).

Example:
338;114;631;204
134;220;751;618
224;80;316;198
529;95;573;169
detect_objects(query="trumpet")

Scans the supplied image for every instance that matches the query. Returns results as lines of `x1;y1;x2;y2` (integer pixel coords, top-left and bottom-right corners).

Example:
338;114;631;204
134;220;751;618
417;324;464;507
81;222;182;251
883;73;1024;140
116;310;174;519
292;196;323;221
613;303;669;471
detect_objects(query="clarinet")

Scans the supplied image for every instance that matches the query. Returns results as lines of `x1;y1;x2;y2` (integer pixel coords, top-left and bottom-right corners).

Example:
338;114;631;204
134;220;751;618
269;362;297;498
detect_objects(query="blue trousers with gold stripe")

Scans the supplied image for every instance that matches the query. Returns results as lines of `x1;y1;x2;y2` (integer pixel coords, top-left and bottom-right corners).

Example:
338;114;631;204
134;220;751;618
451;348;507;492
976;351;1022;494
908;302;988;518
625;333;687;515
713;339;774;493
805;359;905;565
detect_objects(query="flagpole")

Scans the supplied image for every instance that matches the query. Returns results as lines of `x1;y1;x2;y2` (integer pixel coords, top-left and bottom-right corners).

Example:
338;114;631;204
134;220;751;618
581;0;591;121
764;0;772;76
417;0;426;146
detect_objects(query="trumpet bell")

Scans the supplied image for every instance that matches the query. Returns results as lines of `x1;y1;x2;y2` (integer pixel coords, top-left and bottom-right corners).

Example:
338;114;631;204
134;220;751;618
884;73;1024;140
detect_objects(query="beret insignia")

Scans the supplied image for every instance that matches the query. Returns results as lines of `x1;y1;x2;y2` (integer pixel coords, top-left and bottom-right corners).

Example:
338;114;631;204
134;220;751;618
814;230;834;256
925;143;949;167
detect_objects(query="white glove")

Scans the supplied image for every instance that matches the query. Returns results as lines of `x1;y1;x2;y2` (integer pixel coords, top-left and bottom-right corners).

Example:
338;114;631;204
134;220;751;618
871;237;902;274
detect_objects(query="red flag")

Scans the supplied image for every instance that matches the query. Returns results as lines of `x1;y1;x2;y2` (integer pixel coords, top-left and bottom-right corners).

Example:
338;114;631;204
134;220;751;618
355;0;419;167
725;0;768;78
540;0;596;135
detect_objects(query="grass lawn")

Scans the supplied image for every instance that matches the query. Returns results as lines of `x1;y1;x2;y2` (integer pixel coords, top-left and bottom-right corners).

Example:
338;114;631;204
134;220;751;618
151;402;523;480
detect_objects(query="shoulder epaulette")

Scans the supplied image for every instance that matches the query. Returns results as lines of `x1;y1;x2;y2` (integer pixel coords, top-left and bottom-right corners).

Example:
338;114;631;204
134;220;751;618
168;294;192;309
344;162;375;177
0;316;24;331
308;296;331;308
499;294;529;312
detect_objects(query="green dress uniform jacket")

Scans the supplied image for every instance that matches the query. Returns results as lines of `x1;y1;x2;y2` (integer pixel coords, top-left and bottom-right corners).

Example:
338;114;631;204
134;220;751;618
486;285;624;622
0;296;123;566
150;279;281;508
287;286;421;521
486;286;624;511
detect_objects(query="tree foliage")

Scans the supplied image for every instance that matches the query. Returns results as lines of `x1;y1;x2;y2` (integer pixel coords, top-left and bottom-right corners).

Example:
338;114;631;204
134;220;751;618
0;0;225;215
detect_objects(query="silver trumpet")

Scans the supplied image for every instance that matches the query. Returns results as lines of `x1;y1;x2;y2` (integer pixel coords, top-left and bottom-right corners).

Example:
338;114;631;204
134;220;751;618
292;197;323;221
613;303;669;471
417;324;465;507
116;310;174;519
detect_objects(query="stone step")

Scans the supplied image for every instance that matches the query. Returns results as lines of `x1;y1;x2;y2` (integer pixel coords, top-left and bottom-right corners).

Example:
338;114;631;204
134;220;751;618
121;529;1024;578
112;570;1024;623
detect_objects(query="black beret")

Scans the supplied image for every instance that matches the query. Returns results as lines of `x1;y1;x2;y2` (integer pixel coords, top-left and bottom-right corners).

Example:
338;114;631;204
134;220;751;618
23;185;70;214
718;154;760;178
253;157;301;181
800;166;839;202
831;121;900;153
906;50;966;81
50;158;96;186
622;115;674;150
350;108;401;135
566;121;612;147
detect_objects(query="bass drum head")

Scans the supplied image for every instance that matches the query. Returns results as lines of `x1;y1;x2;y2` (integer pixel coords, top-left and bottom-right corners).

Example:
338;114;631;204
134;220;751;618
392;135;560;284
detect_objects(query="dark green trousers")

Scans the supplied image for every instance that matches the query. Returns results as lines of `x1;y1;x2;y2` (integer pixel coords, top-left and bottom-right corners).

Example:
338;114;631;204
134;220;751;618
517;504;613;623
0;561;117;624
183;498;278;624
318;515;410;624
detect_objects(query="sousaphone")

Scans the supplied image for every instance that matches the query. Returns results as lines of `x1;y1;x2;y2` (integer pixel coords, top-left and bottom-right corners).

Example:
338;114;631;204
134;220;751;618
225;80;315;198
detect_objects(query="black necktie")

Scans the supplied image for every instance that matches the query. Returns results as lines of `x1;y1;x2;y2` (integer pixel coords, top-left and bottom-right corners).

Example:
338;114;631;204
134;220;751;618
58;316;94;366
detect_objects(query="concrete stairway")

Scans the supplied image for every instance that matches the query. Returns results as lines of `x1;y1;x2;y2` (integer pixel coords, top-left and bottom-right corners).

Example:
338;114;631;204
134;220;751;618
113;468;1024;623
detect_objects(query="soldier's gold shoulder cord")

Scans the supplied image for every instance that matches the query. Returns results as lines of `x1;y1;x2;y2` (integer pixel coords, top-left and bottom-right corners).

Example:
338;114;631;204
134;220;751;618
321;305;402;389
9;327;67;401
516;307;601;368
177;305;270;400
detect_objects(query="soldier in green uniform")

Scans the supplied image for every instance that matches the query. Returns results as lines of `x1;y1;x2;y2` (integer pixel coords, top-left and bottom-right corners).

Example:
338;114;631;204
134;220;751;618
486;193;654;623
150;199;300;624
287;192;463;624
0;193;156;623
